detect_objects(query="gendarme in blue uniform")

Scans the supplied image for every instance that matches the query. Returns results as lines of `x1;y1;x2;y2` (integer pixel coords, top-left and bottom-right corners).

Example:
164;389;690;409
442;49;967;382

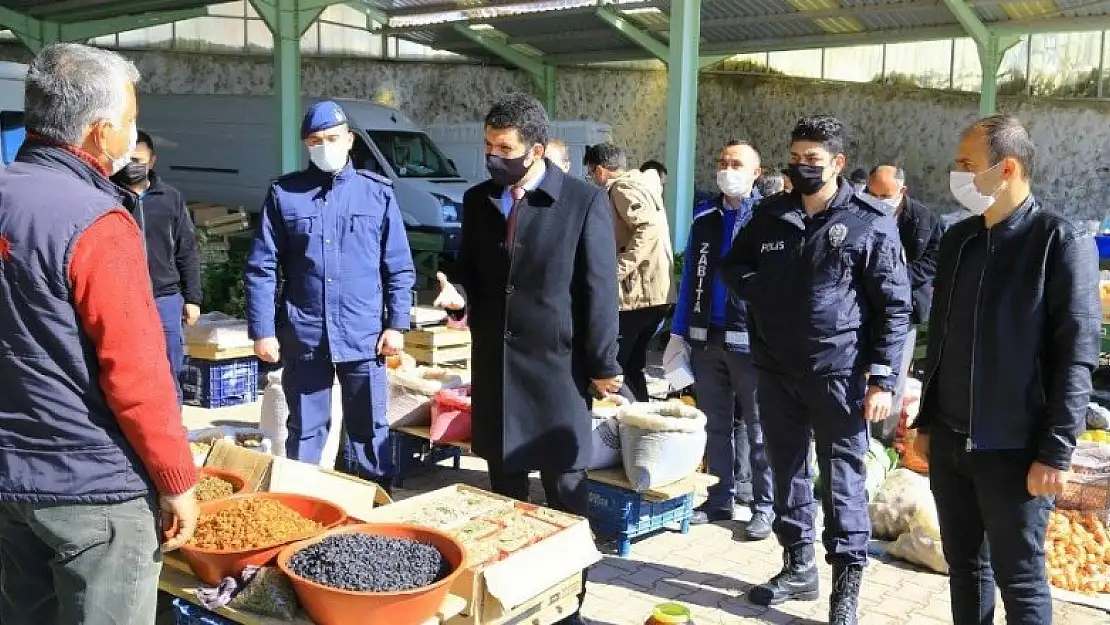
245;101;415;482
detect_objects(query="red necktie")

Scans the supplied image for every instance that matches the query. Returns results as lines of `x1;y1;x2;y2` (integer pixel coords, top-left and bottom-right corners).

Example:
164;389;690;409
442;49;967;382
505;186;526;246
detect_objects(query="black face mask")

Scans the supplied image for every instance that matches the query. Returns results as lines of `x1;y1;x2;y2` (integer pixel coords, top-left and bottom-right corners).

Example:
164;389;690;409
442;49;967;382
486;153;531;188
786;163;830;196
115;161;149;187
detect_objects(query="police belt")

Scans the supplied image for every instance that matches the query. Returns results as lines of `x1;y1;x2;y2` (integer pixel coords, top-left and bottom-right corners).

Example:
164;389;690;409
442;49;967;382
690;325;748;349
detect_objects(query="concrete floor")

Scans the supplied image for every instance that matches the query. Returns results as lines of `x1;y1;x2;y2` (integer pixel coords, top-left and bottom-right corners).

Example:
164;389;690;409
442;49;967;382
180;402;1110;625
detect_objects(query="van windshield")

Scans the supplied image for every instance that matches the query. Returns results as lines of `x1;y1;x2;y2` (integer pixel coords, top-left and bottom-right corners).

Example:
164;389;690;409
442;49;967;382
367;130;460;179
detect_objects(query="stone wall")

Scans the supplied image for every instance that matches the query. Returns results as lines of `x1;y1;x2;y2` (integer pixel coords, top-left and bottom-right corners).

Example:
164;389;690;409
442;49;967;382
3;44;1108;219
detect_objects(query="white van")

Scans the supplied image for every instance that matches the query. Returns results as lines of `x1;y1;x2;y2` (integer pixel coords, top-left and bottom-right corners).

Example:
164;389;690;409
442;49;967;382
139;94;472;251
0;62;28;165
426;120;611;182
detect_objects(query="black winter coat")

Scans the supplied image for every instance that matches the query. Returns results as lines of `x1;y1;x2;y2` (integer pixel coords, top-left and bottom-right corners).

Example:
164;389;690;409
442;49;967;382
450;161;621;472
897;197;944;324
916;197;1101;470
721;178;912;388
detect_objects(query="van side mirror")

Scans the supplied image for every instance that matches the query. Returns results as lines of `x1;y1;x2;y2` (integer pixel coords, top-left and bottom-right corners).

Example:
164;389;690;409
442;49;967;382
447;158;456;169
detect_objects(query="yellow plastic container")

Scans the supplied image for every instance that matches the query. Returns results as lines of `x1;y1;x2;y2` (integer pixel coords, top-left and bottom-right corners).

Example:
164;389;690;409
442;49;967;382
645;602;694;624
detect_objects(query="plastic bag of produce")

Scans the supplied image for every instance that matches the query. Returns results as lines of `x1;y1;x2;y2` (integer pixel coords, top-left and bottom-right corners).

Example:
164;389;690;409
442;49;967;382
260;370;289;457
1087;403;1110;431
227;566;298;620
260;370;342;467
864;439;895;502
430;386;472;443
387;367;467;428
868;468;932;540
888;523;948;575
1060;441;1110;512
617;402;708;491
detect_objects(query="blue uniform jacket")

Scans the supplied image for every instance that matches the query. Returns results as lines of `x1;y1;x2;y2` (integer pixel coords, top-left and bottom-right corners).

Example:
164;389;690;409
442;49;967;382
671;191;760;349
720;178;911;387
245;161;415;363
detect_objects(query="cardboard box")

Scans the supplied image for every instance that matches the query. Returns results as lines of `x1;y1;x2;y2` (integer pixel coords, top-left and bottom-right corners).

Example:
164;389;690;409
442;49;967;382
203;439;393;516
362;485;600;624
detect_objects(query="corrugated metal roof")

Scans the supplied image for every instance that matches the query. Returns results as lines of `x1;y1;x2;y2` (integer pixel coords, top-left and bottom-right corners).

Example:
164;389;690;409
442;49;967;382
2;0;1109;65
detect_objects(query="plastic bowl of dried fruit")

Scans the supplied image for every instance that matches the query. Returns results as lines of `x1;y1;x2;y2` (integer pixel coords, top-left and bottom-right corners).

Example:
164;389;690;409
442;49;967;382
179;492;347;585
195;467;248;502
276;523;467;625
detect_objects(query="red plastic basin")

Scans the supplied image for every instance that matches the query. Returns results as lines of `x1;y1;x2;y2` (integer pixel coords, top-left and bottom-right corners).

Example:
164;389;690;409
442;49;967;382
277;523;466;625
179;492;347;585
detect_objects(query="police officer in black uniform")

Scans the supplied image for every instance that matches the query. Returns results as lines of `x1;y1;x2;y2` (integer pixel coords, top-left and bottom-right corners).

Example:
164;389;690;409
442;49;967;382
721;116;912;625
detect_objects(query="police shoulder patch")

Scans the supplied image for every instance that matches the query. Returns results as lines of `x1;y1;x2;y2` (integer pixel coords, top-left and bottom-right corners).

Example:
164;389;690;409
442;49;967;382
356;169;394;187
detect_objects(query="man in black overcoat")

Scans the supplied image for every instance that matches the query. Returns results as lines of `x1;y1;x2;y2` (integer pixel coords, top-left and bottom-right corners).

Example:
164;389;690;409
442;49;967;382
434;93;622;625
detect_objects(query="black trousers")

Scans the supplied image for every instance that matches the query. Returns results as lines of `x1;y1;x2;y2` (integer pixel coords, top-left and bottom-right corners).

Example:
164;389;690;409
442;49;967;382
488;468;590;617
617;305;669;401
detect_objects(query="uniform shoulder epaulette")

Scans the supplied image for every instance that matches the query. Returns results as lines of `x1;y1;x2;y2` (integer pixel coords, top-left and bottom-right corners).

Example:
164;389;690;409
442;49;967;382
356;169;394;187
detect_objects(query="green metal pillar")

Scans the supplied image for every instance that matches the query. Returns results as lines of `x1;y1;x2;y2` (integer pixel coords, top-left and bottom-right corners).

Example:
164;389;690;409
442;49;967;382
976;35;1017;116
454;24;558;117
664;0;700;252
251;0;328;174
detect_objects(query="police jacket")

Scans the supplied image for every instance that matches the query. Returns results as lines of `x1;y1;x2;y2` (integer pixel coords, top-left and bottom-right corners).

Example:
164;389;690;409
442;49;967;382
721;178;912;387
244;161;416;363
671;191;761;352
897;197;944;324
916;197;1100;470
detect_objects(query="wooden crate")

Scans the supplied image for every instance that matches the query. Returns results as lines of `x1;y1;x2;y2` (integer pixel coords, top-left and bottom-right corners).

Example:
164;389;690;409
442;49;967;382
185;343;255;360
406;344;471;366
407;326;471;348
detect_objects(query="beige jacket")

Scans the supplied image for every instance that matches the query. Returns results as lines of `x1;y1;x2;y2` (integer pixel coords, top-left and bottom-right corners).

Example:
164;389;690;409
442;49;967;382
606;169;676;311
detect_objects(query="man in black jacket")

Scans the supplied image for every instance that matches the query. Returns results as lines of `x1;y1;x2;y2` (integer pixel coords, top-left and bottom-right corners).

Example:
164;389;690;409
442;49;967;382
433;93;621;625
722;116;912;625
864;165;944;439
112;130;202;403
913;114;1100;625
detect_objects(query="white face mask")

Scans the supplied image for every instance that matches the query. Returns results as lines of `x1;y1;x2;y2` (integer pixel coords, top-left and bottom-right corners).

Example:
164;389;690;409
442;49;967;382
861;192;902;212
950;165;1002;215
104;119;137;176
716;169;753;199
308;142;350;173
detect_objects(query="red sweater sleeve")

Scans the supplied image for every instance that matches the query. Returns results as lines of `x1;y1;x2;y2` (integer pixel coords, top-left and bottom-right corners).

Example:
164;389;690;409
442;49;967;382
69;210;197;496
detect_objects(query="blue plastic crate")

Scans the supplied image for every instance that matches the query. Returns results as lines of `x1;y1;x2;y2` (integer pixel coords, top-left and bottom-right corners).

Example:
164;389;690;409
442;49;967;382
587;480;694;557
170;598;235;625
388;429;463;488
182;356;259;408
1097;235;1110;260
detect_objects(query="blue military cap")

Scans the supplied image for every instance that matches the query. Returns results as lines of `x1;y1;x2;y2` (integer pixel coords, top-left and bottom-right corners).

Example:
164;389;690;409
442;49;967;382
301;100;348;138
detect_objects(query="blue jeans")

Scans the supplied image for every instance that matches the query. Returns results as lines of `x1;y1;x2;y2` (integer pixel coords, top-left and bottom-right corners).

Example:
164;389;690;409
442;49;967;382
0;496;162;624
154;293;185;405
282;357;393;480
759;373;870;566
691;345;773;514
929;424;1053;625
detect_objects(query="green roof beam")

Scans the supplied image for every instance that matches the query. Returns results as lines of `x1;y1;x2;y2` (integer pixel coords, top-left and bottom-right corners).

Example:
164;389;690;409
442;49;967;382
58;8;208;42
452;23;556;115
0;6;59;52
699;54;731;69
594;5;668;62
990;16;1110;37
252;0;333;34
452;23;547;76
940;0;990;44
346;1;390;26
55;0;205;23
